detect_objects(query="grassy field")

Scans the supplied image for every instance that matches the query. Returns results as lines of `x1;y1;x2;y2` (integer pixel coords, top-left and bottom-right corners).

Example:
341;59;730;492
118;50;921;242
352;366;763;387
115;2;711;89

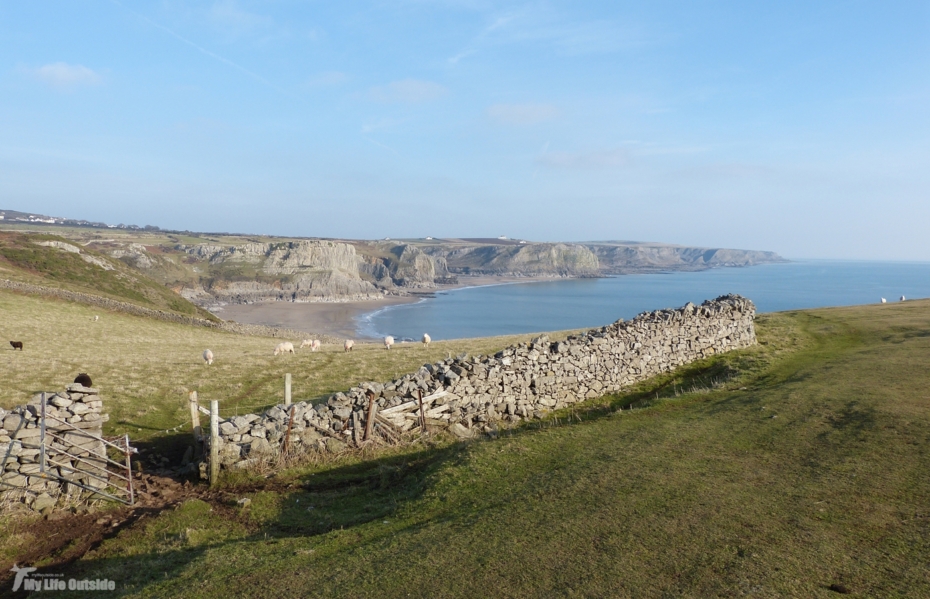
0;289;567;443
2;298;925;597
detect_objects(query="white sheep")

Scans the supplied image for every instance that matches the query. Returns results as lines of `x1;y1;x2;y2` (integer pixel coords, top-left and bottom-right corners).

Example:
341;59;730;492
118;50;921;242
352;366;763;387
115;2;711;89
384;335;394;350
311;339;321;351
881;298;887;303
273;342;295;356
203;349;214;365
92;315;99;322
300;339;313;349
422;333;431;348
901;295;906;302
344;339;354;352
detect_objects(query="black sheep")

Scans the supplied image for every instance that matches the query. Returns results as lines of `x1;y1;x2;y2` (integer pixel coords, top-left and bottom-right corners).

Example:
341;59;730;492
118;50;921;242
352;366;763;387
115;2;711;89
73;373;93;387
10;341;23;351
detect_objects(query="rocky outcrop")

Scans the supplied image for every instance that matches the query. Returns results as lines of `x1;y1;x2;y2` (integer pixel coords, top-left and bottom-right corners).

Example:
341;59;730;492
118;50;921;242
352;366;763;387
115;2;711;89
587;244;785;274
178;240;384;303
426;243;600;277
386;245;452;288
207;295;756;471
108;243;157;269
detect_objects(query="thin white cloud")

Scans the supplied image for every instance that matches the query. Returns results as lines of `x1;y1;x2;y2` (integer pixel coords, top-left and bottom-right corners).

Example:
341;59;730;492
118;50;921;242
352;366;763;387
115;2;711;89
30;63;102;88
369;79;447;103
449;8;650;64
487;103;558;125
537;148;631;170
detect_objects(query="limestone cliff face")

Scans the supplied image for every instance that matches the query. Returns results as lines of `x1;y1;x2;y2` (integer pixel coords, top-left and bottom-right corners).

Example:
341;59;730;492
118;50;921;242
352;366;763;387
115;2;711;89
94;234;784;307
176;241;382;303
388;245;453;288
355;244;454;289
426;243;600;277
587;244;785;274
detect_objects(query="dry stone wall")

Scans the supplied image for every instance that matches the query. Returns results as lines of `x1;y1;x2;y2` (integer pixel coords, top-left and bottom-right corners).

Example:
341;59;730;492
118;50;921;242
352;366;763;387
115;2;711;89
210;295;756;471
0;385;110;512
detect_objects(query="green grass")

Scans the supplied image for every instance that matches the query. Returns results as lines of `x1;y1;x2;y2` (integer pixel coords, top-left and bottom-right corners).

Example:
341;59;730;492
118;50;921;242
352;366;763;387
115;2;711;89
11;299;925;597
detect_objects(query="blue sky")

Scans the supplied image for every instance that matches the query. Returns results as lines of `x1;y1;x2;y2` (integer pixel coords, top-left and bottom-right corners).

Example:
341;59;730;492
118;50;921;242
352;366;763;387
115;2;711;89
1;1;928;259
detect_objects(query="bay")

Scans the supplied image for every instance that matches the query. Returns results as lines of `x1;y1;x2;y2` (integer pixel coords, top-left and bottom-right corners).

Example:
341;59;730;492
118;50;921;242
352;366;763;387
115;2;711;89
358;260;930;341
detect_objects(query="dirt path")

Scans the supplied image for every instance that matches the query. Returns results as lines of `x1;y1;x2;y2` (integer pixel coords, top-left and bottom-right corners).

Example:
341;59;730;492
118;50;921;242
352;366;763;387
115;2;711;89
0;472;291;592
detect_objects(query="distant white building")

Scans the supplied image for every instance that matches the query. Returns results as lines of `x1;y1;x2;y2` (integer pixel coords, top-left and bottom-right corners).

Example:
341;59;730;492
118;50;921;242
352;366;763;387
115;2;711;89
425;236;433;240
498;235;508;240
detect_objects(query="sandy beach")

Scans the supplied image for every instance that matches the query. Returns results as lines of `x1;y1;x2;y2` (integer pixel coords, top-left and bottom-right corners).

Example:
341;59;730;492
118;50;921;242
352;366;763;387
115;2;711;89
215;296;419;340
211;275;560;340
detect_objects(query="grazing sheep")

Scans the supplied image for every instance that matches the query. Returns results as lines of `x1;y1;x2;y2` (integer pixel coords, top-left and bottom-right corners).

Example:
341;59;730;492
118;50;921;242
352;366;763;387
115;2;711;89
881;298;887;303
273;342;295;356
300;339;313;349
73;373;93;387
10;341;23;351
422;333;431;348
384;336;394;350
311;339;321;352
203;349;214;365
93;315;99;322
901;295;906;302
344;339;354;352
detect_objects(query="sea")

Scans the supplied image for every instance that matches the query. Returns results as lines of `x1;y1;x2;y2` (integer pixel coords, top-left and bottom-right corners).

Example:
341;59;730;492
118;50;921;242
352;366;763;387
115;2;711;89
357;260;930;341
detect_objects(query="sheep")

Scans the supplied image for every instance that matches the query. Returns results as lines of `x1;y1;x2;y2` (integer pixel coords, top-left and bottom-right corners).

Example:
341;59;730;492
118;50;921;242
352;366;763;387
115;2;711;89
92;315;99;322
73;373;93;387
344;339;354;352
881;298;887;303
901;295;906;302
10;341;23;351
384;336;394;350
422;333;431;348
203;349;214;365
273;342;295;356
311;339;320;351
300;339;313;349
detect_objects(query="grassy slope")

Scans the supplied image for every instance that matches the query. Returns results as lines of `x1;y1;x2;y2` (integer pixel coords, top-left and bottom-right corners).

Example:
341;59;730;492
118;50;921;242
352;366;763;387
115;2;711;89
0;289;563;442
0;231;216;320
40;300;930;597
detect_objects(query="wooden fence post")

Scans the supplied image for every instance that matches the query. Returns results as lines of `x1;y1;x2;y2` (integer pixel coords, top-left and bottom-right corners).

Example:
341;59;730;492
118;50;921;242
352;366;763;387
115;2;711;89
209;400;219;487
285;373;292;406
189;391;202;458
364;391;377;442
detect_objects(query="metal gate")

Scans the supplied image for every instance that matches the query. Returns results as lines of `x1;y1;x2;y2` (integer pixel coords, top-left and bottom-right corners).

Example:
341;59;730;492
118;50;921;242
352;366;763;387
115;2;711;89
38;393;136;505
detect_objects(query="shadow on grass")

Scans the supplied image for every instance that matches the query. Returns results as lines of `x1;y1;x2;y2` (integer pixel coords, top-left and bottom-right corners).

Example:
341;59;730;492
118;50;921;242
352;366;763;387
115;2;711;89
42;442;464;597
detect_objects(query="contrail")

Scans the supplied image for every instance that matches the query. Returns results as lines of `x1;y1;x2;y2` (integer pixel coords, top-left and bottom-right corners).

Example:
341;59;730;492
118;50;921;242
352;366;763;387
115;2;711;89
363;136;399;156
110;0;290;96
